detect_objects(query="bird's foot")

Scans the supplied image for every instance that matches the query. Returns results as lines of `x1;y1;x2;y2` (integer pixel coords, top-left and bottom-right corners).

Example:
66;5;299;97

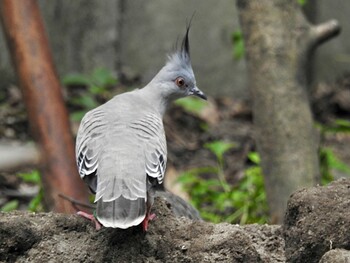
142;213;156;232
77;211;102;230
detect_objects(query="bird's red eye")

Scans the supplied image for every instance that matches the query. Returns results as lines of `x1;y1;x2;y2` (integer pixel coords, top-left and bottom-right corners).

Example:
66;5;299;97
175;77;185;88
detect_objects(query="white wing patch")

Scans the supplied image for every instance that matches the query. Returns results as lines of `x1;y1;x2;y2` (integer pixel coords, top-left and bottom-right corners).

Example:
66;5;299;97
146;149;166;184
75;109;107;192
130;113;167;185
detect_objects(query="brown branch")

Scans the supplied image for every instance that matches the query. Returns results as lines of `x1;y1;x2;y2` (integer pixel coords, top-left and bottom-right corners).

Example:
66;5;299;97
310;19;341;46
0;0;89;213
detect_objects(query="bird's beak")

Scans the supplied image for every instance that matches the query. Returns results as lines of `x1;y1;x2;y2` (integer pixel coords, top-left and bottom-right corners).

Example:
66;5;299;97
190;86;207;100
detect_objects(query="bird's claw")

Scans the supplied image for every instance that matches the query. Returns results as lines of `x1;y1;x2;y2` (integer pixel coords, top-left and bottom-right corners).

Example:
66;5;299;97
77;211;102;230
142;213;156;232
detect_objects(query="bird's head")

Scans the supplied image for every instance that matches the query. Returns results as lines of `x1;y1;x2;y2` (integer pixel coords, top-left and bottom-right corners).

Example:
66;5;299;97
151;25;207;101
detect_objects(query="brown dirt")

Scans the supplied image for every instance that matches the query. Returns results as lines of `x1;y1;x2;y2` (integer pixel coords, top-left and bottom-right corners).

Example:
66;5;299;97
0;197;284;263
1;179;350;262
283;178;350;263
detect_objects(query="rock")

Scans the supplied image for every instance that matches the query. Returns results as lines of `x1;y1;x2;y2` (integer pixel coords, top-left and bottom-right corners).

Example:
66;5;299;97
0;198;284;262
319;249;350;263
243;224;285;262
283;178;350;263
2;178;350;262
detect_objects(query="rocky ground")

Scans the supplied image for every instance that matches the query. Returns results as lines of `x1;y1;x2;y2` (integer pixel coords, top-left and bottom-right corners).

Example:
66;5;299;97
1;178;350;262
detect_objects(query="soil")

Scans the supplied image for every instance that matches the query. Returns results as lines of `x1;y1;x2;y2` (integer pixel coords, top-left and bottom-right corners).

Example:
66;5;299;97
283;178;350;263
0;197;281;263
1;178;350;262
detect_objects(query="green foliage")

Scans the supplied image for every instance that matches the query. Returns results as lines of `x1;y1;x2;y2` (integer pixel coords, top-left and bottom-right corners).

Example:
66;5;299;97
175;97;208;116
63;67;118;121
63;67;117;90
1;200;19;212
178;140;269;224
203;141;237;193
317;119;350;185
204;141;237;167
318;119;350;134
175;97;210;132
17;170;41;184
238;157;268;224
17;170;44;212
232;30;245;60
247;151;260;164
297;0;307;6
27;189;44;212
1;170;43;212
320;147;350;185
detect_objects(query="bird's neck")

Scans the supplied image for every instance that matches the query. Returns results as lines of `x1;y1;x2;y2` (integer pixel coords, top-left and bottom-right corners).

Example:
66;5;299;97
138;84;169;116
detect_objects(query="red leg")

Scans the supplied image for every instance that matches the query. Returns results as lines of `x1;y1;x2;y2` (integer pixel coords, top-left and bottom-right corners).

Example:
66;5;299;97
141;213;156;232
77;211;102;230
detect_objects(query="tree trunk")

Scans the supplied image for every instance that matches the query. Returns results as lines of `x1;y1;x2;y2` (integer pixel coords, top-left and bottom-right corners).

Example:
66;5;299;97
236;0;340;223
0;0;90;213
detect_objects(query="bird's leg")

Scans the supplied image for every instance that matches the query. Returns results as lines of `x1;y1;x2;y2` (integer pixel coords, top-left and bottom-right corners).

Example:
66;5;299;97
142;212;156;232
142;192;156;231
77;211;102;230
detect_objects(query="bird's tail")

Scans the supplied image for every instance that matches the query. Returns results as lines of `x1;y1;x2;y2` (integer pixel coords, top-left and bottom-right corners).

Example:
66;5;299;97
96;196;146;229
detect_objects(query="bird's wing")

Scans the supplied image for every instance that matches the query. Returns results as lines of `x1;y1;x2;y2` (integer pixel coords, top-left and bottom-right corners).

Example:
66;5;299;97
132;113;167;186
75;107;107;193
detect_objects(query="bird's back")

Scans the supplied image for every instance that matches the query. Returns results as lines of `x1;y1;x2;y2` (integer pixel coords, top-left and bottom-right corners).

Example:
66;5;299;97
76;90;167;228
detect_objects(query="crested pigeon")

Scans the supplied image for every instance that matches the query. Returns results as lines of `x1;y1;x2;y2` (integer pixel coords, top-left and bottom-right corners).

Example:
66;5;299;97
76;25;206;231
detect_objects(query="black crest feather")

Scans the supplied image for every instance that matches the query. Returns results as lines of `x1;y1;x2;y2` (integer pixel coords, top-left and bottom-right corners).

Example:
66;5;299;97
180;13;195;60
181;25;191;58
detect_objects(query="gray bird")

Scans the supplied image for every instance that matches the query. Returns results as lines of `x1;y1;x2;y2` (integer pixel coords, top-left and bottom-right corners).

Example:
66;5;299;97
75;25;206;231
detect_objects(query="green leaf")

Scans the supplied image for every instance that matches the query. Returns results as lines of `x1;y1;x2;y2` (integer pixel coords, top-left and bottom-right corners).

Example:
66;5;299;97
204;141;236;160
175;97;208;115
247;152;261;164
17;170;41;184
335;119;350;128
319;119;350;134
297;0;307;6
322;148;350;175
232;31;245;60
334;119;350;133
71;95;98;109
62;73;91;86
1;200;19;212
28;190;43;212
177;172;197;184
89;84;106;95
91;68;117;87
70;111;87;122
89;194;95;204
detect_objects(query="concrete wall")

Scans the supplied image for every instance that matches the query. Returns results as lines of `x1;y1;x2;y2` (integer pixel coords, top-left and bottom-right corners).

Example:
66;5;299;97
0;1;349;98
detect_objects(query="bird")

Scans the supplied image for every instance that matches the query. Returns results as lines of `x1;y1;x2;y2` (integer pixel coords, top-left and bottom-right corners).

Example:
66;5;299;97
75;24;206;231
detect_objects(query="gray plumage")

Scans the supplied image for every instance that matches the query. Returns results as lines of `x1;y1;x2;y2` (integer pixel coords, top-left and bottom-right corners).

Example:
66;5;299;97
76;25;206;229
